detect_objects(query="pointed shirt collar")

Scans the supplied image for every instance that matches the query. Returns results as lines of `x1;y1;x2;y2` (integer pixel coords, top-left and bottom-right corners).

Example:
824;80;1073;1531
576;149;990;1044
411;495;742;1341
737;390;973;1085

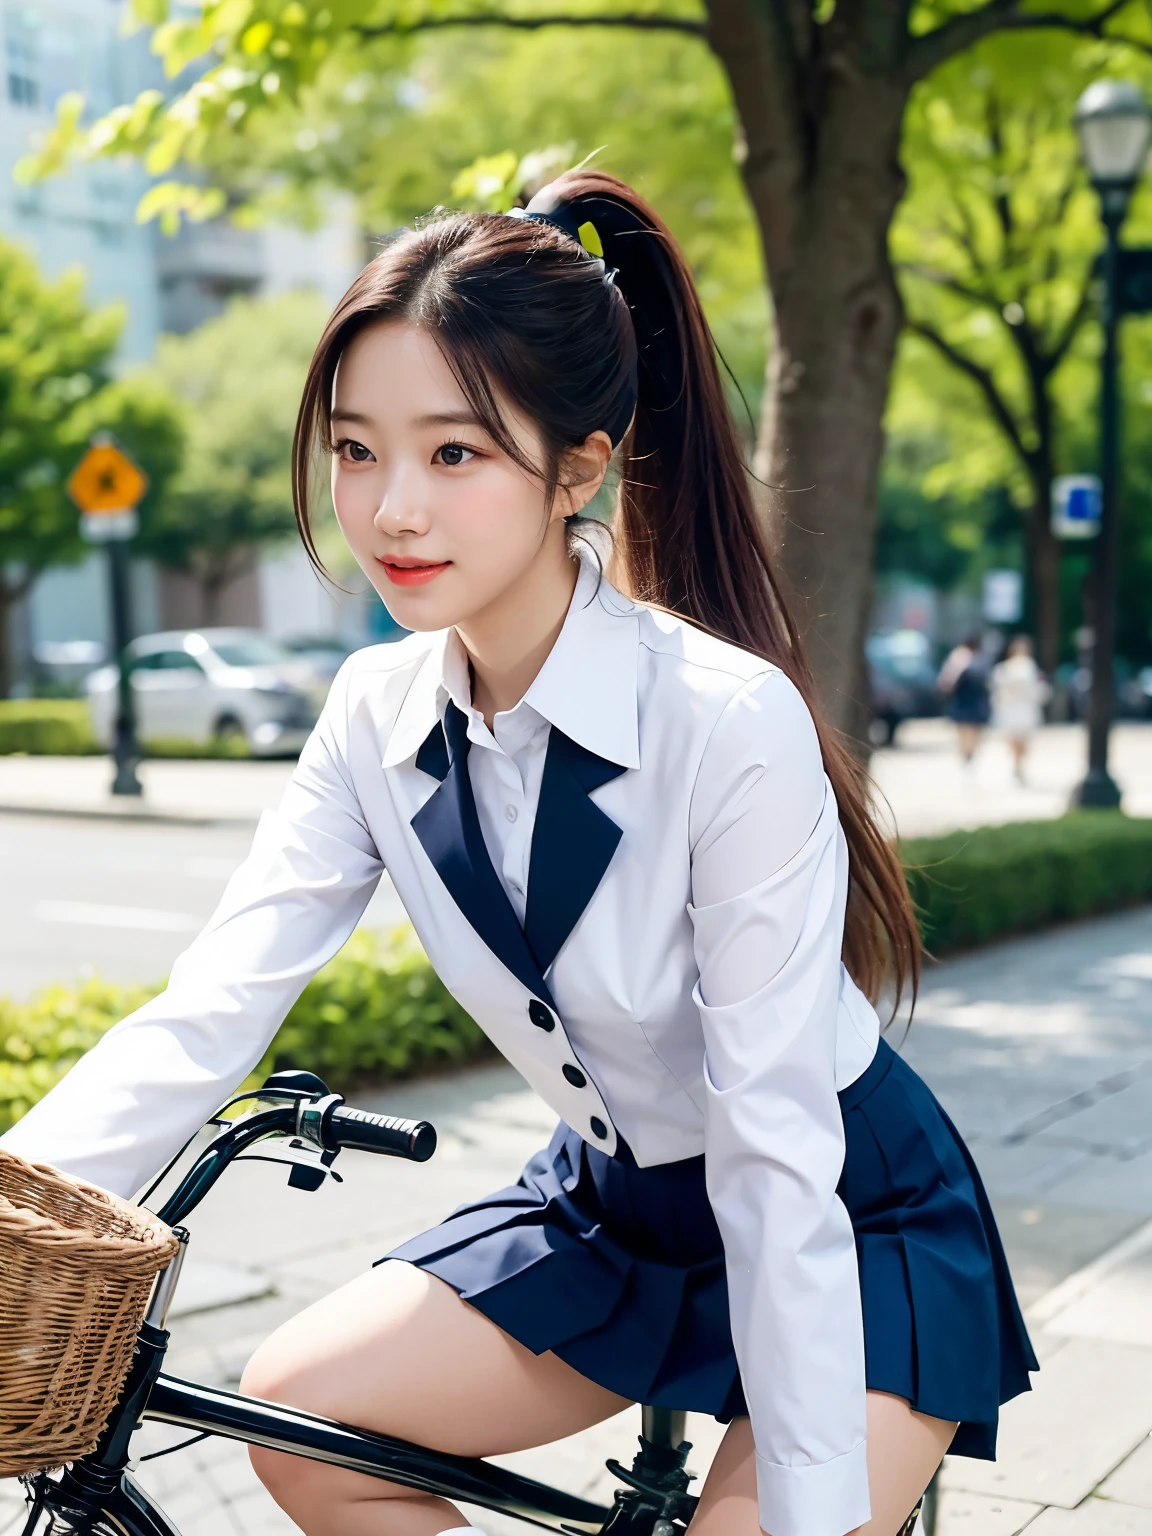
382;546;641;772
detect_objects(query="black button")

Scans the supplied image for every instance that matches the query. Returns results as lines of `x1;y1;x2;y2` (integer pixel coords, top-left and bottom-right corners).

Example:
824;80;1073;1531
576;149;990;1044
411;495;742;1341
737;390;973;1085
590;1117;608;1140
562;1064;587;1088
528;1000;555;1032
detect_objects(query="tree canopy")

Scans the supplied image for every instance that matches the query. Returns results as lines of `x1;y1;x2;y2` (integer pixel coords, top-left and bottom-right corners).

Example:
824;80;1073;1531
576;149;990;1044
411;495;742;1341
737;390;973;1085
138;289;331;620
30;0;1152;729
887;33;1152;665
0;240;183;695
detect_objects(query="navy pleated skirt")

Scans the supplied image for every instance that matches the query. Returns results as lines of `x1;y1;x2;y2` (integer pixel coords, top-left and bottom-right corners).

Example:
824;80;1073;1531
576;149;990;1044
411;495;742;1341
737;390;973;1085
384;1038;1037;1459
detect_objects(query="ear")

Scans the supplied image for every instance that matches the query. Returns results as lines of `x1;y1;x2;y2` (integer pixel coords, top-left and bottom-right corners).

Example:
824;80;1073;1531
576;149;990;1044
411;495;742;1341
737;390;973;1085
553;431;613;520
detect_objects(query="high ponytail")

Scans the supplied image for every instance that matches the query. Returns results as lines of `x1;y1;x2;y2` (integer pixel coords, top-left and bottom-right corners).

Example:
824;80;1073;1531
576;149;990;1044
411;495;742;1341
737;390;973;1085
530;171;920;1011
292;171;919;1011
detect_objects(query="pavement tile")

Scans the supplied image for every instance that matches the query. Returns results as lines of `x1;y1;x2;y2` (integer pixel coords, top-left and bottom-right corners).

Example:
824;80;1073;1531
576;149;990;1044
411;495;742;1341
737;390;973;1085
1025;1501;1152;1534
1044;1148;1152;1216
994;1203;1142;1313
1008;1081;1152;1162
940;1339;1152;1508
1042;1251;1152;1346
934;1488;1044;1535
1100;1438;1152;1509
962;1138;1094;1199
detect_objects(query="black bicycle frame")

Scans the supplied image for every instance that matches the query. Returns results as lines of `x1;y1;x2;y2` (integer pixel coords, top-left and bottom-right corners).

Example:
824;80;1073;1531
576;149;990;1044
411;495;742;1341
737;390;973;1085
143;1374;610;1533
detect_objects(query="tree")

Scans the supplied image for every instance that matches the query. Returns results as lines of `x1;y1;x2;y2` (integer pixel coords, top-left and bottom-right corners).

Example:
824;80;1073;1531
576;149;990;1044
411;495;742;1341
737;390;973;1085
890;35;1152;673
32;0;1152;733
0;241;183;697
138;290;331;621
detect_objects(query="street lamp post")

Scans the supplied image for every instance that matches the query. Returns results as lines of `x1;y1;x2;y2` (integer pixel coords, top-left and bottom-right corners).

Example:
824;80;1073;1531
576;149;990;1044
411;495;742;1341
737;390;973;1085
1072;81;1152;808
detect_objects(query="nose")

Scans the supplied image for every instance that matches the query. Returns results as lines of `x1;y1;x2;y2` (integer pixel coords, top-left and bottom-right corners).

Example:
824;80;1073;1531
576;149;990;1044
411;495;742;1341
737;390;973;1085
373;460;430;537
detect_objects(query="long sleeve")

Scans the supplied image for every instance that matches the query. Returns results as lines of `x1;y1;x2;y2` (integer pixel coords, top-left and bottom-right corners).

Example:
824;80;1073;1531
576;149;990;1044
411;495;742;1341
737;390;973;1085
688;670;870;1536
0;661;384;1198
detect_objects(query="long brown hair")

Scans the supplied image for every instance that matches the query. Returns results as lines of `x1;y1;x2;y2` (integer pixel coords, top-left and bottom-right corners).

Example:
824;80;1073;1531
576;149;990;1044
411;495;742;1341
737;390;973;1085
293;169;919;1010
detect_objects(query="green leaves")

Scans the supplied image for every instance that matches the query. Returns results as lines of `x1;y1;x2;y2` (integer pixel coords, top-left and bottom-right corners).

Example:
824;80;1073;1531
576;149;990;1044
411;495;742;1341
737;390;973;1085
0;243;129;577
136;182;228;234
134;290;329;582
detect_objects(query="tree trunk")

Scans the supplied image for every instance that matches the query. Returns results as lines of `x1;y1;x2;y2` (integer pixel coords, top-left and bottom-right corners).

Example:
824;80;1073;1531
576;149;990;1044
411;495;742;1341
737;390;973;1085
707;0;909;739
1029;487;1062;677
0;588;14;700
0;572;33;699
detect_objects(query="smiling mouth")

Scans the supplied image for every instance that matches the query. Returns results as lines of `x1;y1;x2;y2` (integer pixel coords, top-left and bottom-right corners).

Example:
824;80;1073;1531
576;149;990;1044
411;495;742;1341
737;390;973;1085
378;558;451;587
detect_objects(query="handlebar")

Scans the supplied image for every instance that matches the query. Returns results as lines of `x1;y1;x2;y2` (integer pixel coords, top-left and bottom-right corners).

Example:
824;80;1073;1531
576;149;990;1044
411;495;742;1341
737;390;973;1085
329;1106;437;1161
153;1074;437;1227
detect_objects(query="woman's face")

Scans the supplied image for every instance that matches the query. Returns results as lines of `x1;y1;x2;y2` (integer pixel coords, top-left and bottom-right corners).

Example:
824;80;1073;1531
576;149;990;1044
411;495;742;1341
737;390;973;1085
330;320;606;633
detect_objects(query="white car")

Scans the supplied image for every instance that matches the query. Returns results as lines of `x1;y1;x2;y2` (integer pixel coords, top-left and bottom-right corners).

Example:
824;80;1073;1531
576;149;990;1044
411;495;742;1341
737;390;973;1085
87;629;324;757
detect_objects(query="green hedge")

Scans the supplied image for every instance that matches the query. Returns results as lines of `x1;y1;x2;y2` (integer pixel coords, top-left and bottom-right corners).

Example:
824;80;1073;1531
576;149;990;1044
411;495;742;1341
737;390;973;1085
903;812;1152;954
0;700;97;755
0;927;489;1135
0;700;254;759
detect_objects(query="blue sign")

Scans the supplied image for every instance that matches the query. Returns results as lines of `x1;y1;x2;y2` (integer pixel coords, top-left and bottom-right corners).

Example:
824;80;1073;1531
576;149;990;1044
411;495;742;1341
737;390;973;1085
1051;475;1102;540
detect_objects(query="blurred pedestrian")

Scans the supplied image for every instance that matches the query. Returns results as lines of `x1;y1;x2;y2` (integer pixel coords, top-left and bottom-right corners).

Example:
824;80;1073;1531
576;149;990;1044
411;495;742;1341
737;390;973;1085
938;633;991;765
992;635;1050;784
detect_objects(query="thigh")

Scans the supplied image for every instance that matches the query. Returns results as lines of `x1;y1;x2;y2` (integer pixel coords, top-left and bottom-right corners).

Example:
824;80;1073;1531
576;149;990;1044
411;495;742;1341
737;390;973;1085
688;1391;956;1536
241;1258;629;1457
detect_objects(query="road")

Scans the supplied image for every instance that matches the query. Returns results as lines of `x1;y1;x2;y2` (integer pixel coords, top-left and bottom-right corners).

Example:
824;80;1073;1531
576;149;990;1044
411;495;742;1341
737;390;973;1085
0;814;406;1001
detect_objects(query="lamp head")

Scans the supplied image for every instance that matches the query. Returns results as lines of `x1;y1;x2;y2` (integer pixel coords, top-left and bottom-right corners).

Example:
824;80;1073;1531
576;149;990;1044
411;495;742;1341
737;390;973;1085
1075;80;1152;208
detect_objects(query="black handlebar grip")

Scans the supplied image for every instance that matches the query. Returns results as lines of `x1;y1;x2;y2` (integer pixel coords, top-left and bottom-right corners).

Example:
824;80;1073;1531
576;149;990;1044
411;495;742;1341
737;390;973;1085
329;1106;437;1162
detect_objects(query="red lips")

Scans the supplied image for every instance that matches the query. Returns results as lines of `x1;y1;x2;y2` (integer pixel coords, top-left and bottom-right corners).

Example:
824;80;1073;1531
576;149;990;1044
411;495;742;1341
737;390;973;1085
378;558;450;587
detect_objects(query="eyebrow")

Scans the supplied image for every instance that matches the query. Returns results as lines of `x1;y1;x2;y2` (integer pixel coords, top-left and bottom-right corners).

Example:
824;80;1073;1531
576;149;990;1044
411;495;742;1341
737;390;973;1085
411;411;486;431
329;408;487;432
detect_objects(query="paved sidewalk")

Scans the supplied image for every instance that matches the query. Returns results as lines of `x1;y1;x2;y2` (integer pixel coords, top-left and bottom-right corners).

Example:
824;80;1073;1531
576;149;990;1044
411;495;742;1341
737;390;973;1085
1;721;1150;835
0;756;296;825
4;907;1152;1535
873;720;1152;838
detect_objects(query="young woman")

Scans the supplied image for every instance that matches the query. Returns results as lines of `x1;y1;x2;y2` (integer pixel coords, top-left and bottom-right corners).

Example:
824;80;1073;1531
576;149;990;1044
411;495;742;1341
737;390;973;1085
991;635;1050;783
938;636;992;767
0;171;1035;1536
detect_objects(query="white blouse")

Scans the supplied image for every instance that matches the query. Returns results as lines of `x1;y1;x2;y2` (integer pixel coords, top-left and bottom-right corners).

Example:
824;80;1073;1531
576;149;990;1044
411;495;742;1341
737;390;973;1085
0;546;881;1536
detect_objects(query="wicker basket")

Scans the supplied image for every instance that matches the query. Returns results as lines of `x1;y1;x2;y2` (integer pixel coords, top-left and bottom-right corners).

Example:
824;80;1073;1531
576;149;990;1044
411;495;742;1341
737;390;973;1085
0;1148;180;1477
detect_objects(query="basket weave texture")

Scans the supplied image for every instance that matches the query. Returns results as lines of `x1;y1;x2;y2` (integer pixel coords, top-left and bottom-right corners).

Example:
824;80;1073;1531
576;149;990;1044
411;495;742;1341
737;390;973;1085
0;1147;179;1476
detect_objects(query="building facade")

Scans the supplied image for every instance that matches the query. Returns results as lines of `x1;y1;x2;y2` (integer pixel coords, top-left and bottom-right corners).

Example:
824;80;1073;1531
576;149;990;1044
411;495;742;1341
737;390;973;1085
1;1;372;692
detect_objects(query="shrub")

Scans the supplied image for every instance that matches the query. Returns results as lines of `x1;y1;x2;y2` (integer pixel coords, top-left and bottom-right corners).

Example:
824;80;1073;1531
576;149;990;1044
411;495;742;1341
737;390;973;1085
0;975;158;1130
902;813;1152;954
0;927;489;1135
142;736;251;759
0;700;97;755
250;927;489;1084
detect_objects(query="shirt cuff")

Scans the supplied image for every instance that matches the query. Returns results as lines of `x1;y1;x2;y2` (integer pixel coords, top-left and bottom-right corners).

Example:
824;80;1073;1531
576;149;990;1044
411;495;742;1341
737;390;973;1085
755;1441;871;1536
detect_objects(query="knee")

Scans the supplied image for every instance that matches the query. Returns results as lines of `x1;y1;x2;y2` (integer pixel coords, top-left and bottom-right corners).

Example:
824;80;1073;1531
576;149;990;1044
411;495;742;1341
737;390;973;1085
241;1343;325;1510
239;1335;309;1411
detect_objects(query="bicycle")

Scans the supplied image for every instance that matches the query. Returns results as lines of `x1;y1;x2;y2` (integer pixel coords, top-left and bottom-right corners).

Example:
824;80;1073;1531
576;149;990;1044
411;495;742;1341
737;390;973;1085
16;1070;932;1536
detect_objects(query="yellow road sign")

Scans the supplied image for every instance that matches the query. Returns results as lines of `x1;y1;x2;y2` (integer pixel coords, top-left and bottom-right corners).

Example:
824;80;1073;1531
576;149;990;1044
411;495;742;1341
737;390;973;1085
68;441;148;515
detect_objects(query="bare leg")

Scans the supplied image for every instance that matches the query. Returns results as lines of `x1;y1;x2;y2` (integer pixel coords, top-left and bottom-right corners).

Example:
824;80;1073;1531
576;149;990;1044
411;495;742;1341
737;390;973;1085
1009;734;1028;782
688;1390;957;1535
957;724;982;764
241;1260;628;1535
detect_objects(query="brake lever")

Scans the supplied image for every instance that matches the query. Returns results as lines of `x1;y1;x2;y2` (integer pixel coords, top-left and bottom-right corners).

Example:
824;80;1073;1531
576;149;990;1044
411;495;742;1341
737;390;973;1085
232;1143;344;1192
